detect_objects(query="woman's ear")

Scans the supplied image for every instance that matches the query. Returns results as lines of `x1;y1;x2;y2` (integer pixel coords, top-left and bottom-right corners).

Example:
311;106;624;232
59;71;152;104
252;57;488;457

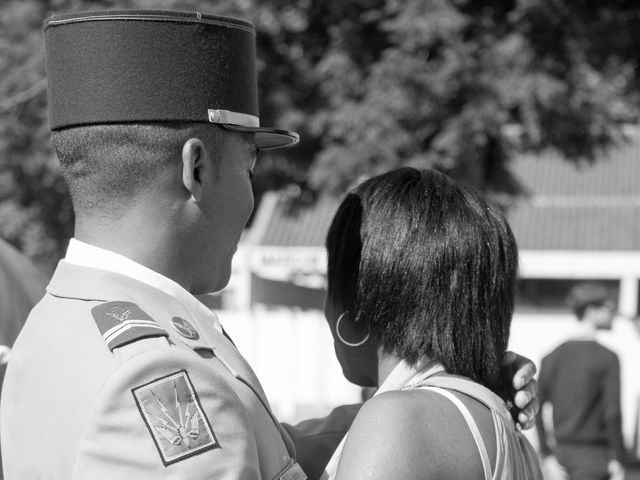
181;138;206;202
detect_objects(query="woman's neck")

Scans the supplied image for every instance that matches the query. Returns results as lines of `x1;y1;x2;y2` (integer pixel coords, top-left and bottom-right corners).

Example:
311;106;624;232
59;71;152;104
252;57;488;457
377;352;440;388
377;352;402;386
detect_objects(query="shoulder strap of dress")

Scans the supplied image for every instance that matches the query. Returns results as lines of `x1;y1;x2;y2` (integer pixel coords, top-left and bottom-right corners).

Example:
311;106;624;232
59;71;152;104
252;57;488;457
423;386;493;480
419;375;509;417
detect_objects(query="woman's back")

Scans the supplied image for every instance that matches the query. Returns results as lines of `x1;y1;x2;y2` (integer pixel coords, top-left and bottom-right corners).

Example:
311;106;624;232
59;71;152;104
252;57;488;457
332;373;542;479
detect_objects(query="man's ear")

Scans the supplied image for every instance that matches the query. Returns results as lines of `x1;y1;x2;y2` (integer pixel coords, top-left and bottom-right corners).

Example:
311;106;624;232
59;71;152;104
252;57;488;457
181;138;206;202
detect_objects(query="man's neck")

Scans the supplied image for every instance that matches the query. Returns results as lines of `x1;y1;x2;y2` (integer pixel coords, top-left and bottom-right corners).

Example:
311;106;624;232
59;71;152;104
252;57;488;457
74;212;191;291
572;319;597;339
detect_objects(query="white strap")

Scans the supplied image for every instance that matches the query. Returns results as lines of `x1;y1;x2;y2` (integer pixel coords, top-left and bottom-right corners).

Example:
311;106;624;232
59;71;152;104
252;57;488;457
425;386;493;480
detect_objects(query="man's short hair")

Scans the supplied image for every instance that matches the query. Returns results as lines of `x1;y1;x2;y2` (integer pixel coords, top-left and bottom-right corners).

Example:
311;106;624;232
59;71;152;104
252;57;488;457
567;282;614;320
51;122;220;217
325;167;519;393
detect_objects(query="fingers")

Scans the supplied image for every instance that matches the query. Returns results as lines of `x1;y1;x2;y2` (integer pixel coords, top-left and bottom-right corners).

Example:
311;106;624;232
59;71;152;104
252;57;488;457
514;380;539;429
513;361;537;390
501;350;518;364
517;396;539;430
501;350;540;429
502;351;537;389
513;378;538;409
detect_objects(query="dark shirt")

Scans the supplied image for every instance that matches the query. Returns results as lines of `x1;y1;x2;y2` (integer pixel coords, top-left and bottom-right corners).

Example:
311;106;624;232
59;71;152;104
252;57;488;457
535;339;625;462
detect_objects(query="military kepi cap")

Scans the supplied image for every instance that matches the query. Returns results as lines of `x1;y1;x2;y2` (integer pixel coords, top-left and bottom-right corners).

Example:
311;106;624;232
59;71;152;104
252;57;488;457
44;10;299;150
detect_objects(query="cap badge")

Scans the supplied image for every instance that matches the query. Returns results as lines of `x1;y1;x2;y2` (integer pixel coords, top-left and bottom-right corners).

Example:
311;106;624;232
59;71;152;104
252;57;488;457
207;108;260;127
171;317;199;340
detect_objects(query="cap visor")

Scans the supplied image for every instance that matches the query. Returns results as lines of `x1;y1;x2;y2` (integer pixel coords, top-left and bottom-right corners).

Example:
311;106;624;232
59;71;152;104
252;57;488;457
222;125;299;150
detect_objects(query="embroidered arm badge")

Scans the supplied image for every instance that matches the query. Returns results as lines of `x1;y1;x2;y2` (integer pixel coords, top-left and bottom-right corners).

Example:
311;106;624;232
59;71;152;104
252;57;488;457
132;370;218;465
91;301;168;351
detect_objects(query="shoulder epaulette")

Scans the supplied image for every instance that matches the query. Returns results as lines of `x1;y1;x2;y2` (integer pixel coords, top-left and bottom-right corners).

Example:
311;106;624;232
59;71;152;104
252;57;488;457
91;301;169;351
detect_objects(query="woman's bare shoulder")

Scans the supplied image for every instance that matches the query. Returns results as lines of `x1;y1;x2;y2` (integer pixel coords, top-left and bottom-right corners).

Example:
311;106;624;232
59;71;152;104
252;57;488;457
334;389;490;479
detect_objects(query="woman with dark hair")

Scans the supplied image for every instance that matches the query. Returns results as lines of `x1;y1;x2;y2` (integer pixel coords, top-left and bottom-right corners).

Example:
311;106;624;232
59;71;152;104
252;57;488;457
321;167;542;479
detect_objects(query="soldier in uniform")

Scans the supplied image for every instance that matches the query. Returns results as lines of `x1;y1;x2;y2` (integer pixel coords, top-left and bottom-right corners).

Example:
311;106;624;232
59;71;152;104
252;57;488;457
0;9;539;480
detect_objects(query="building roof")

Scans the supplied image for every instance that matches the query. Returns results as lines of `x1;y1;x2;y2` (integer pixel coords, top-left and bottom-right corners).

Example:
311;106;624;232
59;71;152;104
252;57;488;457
508;202;640;250
509;136;640;250
252;135;640;251
250;193;337;247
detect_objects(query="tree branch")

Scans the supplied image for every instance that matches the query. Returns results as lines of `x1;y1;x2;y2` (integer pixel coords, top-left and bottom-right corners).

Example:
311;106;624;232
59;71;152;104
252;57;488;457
0;78;46;112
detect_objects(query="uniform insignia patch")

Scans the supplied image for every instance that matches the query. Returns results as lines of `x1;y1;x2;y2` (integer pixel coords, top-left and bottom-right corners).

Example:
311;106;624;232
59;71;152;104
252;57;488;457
92;301;168;351
171;317;199;340
133;370;217;465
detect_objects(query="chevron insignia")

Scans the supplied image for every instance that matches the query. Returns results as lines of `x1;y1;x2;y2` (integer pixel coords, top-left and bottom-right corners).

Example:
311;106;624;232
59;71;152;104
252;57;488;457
133;370;217;465
91;301;168;351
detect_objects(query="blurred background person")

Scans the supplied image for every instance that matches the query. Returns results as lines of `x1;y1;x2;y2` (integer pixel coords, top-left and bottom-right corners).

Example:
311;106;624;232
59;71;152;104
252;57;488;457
536;283;628;480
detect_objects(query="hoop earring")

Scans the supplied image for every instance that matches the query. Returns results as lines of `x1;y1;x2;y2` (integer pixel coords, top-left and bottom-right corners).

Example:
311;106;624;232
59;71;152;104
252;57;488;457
336;312;370;347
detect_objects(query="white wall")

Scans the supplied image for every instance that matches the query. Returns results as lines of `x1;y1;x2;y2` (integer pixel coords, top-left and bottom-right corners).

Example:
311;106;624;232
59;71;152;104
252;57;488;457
218;308;362;424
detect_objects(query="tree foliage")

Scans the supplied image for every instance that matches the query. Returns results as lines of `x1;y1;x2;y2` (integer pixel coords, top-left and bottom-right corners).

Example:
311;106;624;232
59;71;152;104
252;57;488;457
1;0;640;271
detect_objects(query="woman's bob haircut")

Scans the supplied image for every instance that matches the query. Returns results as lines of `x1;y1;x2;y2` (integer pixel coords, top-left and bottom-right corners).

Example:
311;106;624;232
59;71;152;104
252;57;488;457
325;167;518;392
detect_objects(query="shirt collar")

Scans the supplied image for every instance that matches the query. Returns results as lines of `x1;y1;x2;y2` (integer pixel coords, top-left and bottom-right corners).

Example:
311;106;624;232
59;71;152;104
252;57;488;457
65;238;222;333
